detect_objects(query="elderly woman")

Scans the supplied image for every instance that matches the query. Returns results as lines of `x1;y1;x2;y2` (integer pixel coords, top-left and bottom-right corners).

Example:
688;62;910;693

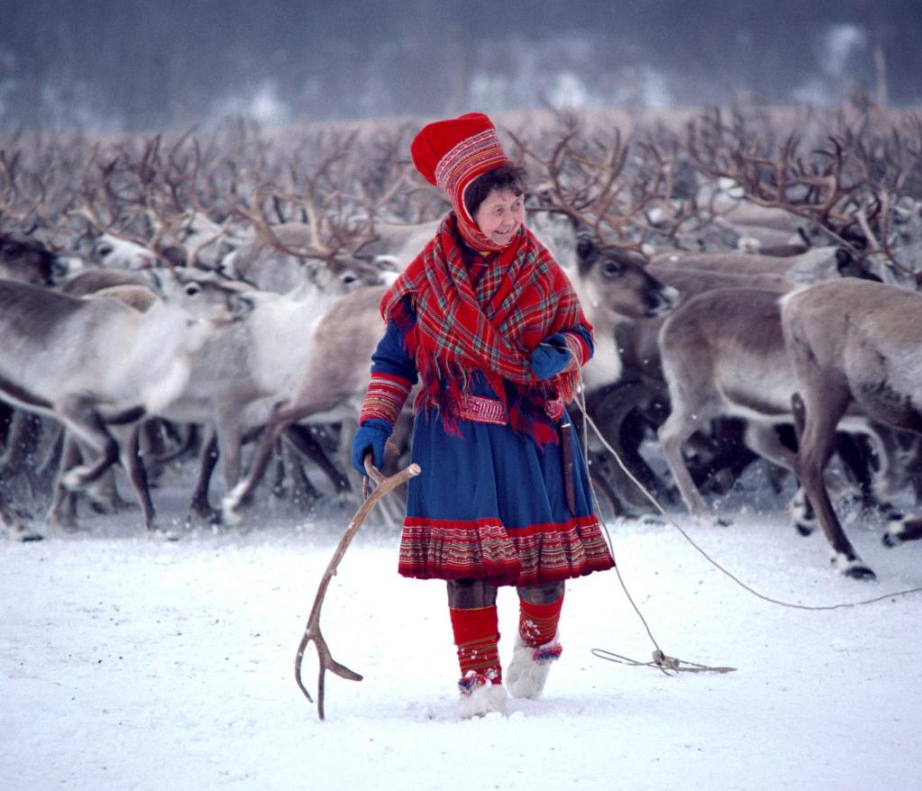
351;113;614;718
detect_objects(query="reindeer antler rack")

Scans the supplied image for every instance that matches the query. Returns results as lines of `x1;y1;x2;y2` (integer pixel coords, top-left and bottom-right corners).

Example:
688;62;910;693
294;457;421;720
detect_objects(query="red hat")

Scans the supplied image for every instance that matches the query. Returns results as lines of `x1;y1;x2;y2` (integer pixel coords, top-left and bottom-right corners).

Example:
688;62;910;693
410;112;514;251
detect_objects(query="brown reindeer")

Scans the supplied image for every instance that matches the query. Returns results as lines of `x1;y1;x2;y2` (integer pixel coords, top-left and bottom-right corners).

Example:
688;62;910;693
781;278;922;579
656;286;896;532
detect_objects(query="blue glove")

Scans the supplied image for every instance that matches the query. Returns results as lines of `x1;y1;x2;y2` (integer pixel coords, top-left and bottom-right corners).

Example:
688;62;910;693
350;419;392;474
530;333;571;380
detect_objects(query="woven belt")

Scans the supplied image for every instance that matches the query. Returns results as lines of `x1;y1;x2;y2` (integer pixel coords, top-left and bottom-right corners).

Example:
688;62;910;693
455;395;508;426
453;395;566;426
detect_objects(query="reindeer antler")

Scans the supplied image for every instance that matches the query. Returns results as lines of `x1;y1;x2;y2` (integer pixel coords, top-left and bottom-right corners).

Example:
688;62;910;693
294;457;421;720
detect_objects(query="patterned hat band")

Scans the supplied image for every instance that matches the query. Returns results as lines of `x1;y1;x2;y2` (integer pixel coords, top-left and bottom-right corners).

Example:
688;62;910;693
435;128;512;223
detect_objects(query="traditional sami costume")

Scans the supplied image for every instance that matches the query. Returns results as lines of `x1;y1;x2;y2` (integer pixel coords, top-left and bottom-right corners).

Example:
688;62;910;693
360;214;614;587
353;112;614;716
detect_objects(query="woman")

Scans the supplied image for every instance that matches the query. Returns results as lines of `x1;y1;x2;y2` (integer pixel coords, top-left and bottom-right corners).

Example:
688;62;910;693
350;112;614;718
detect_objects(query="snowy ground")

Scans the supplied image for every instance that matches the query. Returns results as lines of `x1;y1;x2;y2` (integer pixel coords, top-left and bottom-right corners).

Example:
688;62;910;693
3;470;922;791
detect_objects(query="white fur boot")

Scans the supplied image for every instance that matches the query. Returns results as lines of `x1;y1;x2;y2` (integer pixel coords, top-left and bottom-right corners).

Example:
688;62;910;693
457;671;507;719
505;631;562;700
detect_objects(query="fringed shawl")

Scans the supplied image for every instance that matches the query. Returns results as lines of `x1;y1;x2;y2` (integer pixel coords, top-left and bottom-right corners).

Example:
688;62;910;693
380;213;590;443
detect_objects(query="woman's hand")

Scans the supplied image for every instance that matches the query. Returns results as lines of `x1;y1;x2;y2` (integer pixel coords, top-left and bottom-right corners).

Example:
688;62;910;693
530;333;572;380
350;419;392;474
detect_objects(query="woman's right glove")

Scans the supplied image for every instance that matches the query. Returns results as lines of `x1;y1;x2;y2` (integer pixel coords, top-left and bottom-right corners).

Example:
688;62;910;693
350;419;392;474
530;333;572;380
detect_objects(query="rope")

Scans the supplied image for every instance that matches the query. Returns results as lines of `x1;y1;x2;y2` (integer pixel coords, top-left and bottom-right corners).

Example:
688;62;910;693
571;373;922;675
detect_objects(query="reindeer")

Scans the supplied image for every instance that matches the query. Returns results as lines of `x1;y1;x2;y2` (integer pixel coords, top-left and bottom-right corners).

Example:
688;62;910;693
572;255;803;511
157;267;386;524
0;270;253;535
656;286;896;532
220;236;681;524
649;246;872;284
781;278;922;579
0;232;70;285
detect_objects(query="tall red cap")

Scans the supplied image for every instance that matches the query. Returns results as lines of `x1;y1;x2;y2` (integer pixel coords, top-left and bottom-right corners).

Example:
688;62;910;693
410;113;514;250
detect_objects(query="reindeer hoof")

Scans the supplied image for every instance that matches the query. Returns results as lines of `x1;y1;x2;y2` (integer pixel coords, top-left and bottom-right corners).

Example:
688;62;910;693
61;467;88;490
186;506;222;527
5;522;44;542
882;531;902;548
220;501;242;527
147;526;180;542
790;503;817;536
843;565;876;580
831;555;876;580
794;520;816;537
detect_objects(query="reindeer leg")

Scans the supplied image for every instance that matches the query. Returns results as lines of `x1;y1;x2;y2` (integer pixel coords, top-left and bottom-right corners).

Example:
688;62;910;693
588;381;667;510
47;435;82;531
739;422;817;535
57;395;122;490
281;440;321;510
0;487;42;542
188;428;221;524
283;424;351;495
116;423;158;533
656;364;719;518
0;409;41;476
792;393;874;579
221;403;292;523
835;431;876;509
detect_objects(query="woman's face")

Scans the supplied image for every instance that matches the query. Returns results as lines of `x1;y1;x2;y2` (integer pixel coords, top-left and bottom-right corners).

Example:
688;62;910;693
474;187;526;247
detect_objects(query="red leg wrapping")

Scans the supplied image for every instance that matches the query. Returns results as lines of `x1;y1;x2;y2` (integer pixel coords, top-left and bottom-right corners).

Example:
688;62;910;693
519;595;564;647
449;605;502;683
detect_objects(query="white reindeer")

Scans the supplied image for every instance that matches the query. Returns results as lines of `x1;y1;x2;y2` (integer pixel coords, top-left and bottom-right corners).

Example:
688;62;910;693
157;269;381;523
0;271;253;535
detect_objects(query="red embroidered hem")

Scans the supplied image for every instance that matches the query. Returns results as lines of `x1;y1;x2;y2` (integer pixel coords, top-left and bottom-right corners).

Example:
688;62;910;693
397;516;615;587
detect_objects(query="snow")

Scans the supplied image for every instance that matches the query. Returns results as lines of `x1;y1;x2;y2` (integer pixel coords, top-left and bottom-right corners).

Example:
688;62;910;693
3;479;922;791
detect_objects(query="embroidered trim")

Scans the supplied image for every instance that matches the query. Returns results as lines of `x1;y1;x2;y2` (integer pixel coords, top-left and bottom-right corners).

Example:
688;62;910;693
455;395;508;426
398;516;616;586
450;394;566;426
359;372;412;425
435;130;509;217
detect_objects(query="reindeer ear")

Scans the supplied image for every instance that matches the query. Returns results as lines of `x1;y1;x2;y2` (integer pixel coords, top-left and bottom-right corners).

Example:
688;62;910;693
141;268;166;296
373;255;400;273
576;234;599;270
834;248;854;275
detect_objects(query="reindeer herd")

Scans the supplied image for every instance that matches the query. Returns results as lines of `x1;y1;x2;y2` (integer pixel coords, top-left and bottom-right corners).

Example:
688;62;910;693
1;108;922;580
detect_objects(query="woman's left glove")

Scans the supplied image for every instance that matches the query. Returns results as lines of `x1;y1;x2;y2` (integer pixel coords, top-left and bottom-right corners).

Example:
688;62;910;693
530;333;571;380
350;419;392;474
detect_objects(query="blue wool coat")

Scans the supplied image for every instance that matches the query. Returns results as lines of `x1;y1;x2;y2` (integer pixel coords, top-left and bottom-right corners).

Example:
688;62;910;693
368;315;615;587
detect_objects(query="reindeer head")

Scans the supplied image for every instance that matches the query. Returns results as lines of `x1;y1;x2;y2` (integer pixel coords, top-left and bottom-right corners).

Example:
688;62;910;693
0;232;64;286
574;230;679;321
146;269;255;329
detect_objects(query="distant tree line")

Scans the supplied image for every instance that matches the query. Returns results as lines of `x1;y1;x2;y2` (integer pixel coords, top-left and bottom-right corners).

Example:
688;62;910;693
1;0;920;131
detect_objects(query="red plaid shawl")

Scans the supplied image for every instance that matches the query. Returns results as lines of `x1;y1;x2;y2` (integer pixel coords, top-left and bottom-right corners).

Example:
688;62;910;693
380;213;590;443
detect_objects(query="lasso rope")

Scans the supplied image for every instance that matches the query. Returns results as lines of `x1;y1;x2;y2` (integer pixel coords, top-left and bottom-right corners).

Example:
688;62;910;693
571;373;922;675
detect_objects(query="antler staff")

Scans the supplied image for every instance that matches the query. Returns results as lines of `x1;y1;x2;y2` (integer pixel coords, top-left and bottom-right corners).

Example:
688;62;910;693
294;456;421;720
